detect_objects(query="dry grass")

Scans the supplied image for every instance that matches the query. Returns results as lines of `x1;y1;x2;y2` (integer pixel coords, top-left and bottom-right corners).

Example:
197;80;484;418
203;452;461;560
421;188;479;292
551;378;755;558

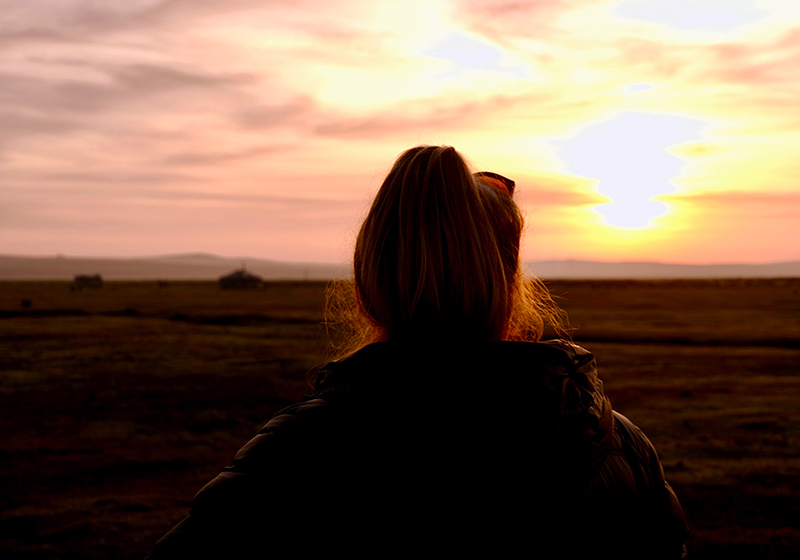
0;279;799;559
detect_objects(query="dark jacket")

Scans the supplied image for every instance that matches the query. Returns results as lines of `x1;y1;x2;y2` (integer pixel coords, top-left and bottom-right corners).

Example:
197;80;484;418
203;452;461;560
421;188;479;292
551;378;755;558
146;339;688;558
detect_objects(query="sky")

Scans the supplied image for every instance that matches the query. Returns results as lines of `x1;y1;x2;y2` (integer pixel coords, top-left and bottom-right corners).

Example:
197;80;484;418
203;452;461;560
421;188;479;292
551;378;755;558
2;0;799;265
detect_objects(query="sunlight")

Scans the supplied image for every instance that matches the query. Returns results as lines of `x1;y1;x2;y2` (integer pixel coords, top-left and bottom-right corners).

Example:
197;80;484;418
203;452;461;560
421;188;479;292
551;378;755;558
556;112;706;229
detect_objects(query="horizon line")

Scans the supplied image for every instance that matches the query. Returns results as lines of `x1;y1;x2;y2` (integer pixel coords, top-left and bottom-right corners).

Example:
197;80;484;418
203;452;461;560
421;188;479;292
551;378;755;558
2;252;798;268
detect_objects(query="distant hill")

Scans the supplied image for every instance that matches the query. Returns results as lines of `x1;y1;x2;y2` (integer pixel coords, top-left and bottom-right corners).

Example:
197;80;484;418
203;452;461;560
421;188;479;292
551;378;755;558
0;253;348;281
525;259;800;279
0;253;798;280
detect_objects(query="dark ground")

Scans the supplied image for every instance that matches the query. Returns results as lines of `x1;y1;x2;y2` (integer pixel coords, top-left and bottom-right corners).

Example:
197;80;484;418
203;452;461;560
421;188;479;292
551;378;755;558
0;279;798;559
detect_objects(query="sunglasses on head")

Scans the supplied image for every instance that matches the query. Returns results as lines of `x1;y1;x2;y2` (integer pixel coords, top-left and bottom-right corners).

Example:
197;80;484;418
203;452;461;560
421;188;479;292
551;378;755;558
474;171;515;197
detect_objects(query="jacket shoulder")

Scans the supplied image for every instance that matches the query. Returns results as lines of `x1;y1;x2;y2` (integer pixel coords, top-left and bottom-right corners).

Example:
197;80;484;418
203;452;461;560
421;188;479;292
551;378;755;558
583;411;689;558
146;397;348;558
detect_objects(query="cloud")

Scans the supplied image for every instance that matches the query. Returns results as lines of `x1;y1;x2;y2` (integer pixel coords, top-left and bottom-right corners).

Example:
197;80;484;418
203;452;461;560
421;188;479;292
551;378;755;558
670;190;800;213
707;28;800;89
0;107;77;151
115;63;246;92
313;105;465;139
312;88;598;141
0;0;282;36
162;145;298;166
518;181;608;209
2;181;359;207
614;0;770;32
456;0;582;35
234;97;314;130
1;62;251;111
423;33;505;71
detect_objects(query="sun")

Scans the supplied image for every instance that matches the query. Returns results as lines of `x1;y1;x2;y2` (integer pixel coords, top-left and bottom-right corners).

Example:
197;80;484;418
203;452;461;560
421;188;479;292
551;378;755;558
556;111;705;229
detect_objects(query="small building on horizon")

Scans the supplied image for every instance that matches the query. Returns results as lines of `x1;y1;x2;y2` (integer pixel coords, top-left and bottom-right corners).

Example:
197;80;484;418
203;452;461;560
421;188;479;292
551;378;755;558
219;268;262;289
72;274;103;290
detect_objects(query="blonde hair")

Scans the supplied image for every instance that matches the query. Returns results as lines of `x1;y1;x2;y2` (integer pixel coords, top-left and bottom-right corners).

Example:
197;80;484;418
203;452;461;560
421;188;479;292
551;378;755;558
326;145;566;357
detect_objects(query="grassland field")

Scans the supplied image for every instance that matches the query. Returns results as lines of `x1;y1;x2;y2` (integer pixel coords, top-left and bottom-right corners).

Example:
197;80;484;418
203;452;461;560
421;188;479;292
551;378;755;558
1;279;799;559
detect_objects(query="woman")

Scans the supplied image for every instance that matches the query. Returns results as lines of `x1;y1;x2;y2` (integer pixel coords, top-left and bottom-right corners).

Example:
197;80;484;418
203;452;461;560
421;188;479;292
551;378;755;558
146;146;688;558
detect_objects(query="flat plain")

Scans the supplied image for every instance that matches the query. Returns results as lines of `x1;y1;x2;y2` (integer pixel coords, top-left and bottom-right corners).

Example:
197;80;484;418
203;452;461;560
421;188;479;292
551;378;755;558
1;279;799;559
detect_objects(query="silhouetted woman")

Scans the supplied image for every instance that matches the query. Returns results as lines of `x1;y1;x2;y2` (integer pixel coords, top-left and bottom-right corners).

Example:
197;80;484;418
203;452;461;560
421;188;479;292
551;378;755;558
146;146;688;558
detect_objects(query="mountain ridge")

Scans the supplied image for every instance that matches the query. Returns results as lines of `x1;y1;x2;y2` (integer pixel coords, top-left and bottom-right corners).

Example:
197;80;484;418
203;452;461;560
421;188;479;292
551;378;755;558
1;253;798;280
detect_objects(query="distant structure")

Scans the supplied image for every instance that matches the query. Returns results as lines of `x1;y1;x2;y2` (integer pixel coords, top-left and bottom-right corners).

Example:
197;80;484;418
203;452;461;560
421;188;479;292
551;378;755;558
72;274;103;290
219;268;262;289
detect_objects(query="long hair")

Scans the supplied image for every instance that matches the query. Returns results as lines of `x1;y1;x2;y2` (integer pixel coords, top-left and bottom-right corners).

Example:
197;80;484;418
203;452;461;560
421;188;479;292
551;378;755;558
326;145;565;356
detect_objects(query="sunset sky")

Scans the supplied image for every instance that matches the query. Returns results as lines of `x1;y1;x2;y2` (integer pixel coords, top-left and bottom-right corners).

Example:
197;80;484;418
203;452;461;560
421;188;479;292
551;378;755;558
2;0;799;265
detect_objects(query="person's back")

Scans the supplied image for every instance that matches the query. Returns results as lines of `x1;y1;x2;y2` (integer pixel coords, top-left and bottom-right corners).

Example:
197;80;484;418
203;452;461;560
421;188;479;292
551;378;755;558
145;146;688;558
147;339;687;558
